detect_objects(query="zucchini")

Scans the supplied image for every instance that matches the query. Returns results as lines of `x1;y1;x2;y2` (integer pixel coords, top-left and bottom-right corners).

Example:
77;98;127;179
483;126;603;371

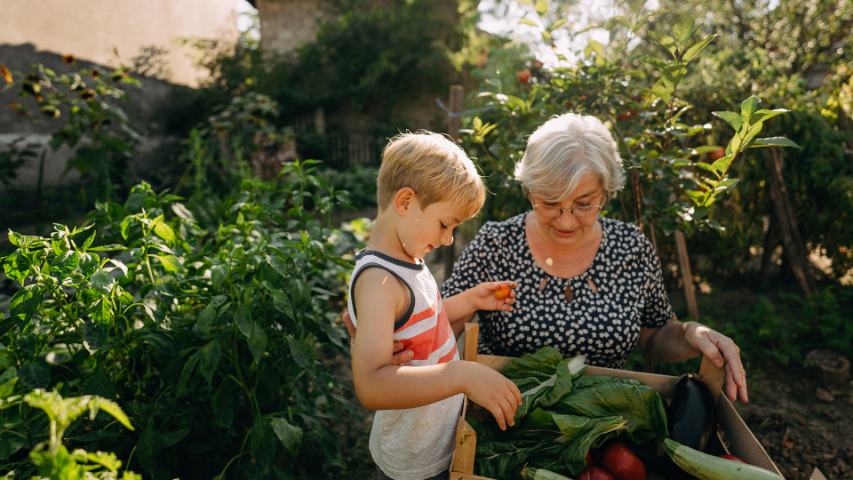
521;466;573;480
666;373;716;452
663;438;783;480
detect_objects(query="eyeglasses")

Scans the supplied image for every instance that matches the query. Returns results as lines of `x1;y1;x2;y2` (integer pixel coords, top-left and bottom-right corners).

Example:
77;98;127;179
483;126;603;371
532;195;605;221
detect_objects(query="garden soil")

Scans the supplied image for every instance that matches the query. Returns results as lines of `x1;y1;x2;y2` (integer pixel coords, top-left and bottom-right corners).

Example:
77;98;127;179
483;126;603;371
736;363;852;479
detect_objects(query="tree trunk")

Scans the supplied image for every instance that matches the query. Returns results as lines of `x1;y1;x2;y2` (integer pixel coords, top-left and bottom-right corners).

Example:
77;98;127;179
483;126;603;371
760;215;779;284
764;148;815;296
442;85;465;279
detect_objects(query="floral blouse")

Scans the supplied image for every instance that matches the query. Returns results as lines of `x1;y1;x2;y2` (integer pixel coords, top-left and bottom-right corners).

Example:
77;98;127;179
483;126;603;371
442;213;672;368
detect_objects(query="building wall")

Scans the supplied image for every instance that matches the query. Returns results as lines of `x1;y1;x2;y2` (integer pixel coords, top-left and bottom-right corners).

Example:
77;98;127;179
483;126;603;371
0;0;247;188
257;0;329;55
0;0;243;87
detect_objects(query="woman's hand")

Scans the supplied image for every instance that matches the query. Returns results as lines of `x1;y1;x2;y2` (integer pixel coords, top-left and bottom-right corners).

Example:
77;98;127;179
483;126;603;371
684;322;749;403
468;281;518;312
341;310;414;365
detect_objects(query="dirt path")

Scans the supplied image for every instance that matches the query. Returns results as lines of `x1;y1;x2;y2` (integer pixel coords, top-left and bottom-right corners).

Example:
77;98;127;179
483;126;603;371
736;364;852;479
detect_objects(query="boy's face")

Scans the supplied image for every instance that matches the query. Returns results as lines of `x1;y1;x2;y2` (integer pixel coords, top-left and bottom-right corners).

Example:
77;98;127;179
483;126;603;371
399;197;468;261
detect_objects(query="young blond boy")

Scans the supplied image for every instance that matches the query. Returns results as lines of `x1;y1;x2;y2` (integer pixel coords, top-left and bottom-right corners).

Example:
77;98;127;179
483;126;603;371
347;132;522;480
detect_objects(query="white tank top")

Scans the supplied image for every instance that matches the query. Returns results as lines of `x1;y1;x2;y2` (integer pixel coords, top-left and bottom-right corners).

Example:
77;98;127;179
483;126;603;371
347;250;463;480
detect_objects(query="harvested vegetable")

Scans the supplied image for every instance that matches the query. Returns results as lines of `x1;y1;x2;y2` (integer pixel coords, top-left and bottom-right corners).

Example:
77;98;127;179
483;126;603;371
663;438;783;480
472;348;668;479
666;373;716;452
600;441;646;480
578;465;615;480
522;466;574;480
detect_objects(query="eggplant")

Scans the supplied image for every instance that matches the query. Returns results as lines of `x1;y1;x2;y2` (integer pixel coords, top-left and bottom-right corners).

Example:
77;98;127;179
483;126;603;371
666;373;717;452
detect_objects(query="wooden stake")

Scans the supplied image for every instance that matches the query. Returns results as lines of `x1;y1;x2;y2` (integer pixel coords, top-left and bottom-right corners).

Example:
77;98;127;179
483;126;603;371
675;230;700;321
764;148;815;297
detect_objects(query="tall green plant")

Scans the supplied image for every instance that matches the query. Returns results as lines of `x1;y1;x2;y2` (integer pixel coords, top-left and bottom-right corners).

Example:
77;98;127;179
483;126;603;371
1;162;363;478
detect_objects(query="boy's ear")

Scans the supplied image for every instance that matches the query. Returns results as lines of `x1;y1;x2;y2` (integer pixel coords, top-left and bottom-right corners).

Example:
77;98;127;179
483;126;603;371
393;187;417;215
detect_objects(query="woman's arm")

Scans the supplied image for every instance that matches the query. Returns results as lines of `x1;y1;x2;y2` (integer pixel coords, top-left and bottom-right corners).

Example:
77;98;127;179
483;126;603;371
640;318;748;403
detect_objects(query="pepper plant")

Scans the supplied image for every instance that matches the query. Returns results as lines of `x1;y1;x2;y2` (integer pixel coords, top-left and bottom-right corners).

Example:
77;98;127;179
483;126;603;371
1;160;363;478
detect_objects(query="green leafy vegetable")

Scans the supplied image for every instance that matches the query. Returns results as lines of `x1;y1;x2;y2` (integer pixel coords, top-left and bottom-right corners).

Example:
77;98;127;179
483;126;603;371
473;348;668;478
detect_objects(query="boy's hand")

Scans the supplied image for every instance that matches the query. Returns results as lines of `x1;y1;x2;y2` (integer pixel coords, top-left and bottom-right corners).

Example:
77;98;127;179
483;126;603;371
341;310;414;364
463;362;522;431
469;281;517;312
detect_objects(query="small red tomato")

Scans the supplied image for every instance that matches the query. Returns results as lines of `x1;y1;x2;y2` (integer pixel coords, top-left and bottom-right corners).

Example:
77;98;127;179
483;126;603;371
516;68;531;84
708;147;726;160
494;284;511;300
578;466;615;480
617;110;636;121
721;454;747;463
601;442;646;480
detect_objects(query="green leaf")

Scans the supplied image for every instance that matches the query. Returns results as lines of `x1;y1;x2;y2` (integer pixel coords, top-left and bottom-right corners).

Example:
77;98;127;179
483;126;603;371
534;0;549;16
685;189;706;206
156;254;180;273
549;18;567;32
519;18;539;28
9;285;43;322
711;154;735;176
682;34;715;62
711;111;743;132
672;16;695;46
748;137;801;149
585;39;606;59
84;451;122;472
151;215;175;245
740;96;761;125
177;353;199;396
19;361;50;389
272;290;295;320
160;428;190;448
81;230;97;250
90;397;134;431
170;202;196;223
198;340;221;387
119;216;133;240
87;244;127;252
197;303;217;334
90;269;115;292
270;417;303;456
752;108;789;124
237;308;267;364
287;336;314;370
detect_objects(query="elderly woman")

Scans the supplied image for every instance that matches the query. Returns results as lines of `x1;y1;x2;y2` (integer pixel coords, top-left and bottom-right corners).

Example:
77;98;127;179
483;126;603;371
441;113;748;403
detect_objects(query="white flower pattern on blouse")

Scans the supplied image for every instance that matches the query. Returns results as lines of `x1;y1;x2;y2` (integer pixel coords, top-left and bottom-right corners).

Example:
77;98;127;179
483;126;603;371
442;214;672;368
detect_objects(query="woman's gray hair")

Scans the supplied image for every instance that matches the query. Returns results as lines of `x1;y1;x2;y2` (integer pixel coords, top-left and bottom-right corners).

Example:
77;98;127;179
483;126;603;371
514;113;625;202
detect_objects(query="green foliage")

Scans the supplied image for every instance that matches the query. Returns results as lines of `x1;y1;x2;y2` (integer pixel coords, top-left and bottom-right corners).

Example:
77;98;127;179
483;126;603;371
463;9;795;236
18;390;141;480
0;162;364;478
164;0;464;141
3;61;141;201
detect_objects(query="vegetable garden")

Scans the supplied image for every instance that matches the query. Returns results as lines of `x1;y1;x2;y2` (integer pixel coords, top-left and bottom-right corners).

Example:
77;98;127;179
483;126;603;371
1;0;850;478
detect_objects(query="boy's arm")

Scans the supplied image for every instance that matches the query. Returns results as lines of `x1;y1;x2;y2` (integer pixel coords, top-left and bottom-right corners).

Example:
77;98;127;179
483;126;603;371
352;269;523;429
442;282;517;338
351;268;469;409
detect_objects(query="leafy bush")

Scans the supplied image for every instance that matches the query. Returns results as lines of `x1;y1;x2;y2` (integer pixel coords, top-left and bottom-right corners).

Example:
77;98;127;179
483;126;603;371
0;161;366;478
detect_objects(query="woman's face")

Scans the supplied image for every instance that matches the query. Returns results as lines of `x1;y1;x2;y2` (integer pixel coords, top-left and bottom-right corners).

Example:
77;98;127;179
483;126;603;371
529;172;605;247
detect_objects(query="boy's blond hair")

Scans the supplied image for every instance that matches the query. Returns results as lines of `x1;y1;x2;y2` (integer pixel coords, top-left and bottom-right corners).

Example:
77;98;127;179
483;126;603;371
377;131;485;219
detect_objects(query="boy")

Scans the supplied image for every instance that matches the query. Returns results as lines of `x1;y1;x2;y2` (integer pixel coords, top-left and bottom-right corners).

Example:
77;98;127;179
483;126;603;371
347;132;522;480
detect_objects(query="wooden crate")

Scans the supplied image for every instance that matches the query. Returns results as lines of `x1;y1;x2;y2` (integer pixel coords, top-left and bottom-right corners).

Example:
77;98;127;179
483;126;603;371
449;323;786;479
